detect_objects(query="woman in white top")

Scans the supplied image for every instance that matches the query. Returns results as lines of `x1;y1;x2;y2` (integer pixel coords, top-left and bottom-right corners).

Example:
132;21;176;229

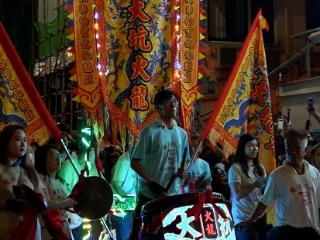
0;124;45;240
35;144;76;240
228;133;267;240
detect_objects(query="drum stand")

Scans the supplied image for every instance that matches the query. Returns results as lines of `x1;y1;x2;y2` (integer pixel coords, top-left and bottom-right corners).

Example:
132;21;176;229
60;139;115;239
100;215;115;240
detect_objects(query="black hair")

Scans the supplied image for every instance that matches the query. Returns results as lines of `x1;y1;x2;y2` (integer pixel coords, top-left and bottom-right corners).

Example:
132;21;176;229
0;124;26;165
233;133;264;178
286;129;307;143
0;124;39;188
154;89;177;106
35;144;58;175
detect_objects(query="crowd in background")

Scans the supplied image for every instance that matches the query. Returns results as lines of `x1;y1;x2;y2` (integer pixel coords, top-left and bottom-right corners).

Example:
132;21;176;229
1;93;320;240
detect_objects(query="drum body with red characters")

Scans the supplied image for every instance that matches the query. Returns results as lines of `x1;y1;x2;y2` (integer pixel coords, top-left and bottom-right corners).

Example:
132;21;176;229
140;192;236;240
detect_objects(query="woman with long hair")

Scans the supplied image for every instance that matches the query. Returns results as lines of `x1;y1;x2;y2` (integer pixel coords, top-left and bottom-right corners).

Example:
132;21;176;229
0;124;45;240
228;133;267;240
35;144;76;240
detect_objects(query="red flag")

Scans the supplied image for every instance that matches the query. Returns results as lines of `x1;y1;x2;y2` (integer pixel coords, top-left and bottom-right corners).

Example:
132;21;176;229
0;23;61;144
201;10;275;173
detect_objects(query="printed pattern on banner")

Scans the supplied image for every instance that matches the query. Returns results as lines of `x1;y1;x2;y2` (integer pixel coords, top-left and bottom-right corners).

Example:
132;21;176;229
201;10;275;173
179;0;205;134
72;0;101;112
69;0;105;139
102;0;172;138
0;23;61;144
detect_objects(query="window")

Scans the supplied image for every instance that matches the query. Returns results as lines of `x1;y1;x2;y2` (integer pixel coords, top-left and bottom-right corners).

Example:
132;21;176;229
207;0;274;43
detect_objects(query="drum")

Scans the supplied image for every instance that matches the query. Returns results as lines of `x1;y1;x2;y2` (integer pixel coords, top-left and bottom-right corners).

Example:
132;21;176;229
140;192;236;240
73;176;113;219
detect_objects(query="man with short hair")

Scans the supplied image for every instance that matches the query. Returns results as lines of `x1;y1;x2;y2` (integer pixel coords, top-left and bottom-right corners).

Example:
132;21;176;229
130;89;190;239
245;129;320;240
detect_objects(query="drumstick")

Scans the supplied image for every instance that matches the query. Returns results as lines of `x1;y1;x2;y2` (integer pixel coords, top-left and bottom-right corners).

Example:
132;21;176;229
185;140;203;172
178;140;203;188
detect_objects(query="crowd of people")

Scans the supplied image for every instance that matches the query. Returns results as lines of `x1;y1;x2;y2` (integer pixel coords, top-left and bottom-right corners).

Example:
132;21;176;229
0;89;320;240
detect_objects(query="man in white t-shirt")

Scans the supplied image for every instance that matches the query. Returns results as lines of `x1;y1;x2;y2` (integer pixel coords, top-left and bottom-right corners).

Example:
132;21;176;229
245;129;320;240
130;89;190;240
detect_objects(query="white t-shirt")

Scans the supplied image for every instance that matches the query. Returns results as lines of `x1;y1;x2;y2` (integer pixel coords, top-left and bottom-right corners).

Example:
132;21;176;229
39;174;73;239
261;160;320;232
111;152;136;195
58;149;100;230
228;162;265;225
133;119;190;199
58;148;98;194
57;158;82;195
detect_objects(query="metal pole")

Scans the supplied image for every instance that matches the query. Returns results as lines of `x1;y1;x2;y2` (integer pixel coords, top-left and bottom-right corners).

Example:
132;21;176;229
100;216;115;240
60;139;81;176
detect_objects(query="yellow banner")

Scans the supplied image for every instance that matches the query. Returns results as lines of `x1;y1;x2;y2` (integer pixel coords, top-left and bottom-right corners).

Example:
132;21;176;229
202;10;276;173
102;0;172;138
0;23;61;144
179;0;201;133
73;0;101;110
72;0;104;139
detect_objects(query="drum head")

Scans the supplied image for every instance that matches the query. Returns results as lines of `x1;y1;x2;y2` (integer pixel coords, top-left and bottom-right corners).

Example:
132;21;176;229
73;176;113;219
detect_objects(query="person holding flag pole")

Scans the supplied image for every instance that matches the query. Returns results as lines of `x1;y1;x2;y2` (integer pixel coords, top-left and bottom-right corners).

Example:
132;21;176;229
0;23;63;240
194;8;275;239
130;89;190;239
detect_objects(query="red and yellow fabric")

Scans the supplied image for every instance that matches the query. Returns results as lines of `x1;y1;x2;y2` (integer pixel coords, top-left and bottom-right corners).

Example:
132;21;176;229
179;0;203;134
102;0;173;139
201;10;276;174
0;23;61;145
69;0;203;142
69;0;105;139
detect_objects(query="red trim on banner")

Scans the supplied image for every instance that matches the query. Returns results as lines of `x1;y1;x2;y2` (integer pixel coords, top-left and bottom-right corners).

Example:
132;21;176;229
0;23;61;141
201;9;263;140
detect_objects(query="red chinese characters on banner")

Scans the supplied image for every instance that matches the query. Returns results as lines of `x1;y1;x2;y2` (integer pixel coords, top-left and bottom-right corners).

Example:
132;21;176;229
77;0;96;86
126;0;152;112
182;0;196;84
250;80;268;106
129;85;149;111
260;106;274;134
131;55;150;81
128;25;152;52
128;0;150;23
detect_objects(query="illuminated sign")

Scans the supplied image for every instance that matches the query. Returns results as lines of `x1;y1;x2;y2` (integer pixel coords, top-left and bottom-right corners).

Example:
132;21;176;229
162;203;236;240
